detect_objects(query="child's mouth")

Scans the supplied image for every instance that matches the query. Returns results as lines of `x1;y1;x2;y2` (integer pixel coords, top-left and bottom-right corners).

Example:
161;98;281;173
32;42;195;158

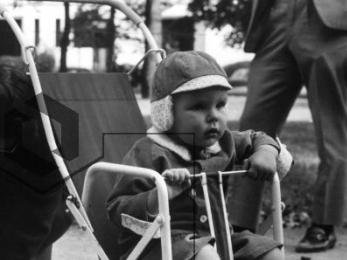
205;129;219;138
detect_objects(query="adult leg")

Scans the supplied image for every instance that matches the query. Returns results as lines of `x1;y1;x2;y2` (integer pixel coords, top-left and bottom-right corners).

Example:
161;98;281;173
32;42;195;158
229;48;302;230
307;45;347;226
34;193;72;260
239;55;302;137
289;0;347;251
295;44;347;253
33;246;52;260
0;174;64;260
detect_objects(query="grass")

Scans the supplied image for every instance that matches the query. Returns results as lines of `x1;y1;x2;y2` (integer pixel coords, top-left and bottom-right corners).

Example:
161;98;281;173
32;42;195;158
276;121;318;216
229;121;318;220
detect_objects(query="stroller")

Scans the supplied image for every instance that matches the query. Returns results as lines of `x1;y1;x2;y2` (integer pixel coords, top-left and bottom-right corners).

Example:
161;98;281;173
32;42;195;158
0;1;288;259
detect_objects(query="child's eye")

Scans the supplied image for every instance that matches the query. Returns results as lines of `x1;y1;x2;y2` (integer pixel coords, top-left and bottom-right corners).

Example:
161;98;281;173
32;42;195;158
190;103;205;111
216;101;226;109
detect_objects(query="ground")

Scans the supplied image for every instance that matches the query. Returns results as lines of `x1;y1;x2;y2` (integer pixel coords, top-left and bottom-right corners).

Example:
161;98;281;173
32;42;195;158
52;89;347;259
52;224;347;259
283;227;347;260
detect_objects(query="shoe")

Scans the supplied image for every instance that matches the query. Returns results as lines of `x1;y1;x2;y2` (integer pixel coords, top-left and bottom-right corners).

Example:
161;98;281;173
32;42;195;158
295;226;337;253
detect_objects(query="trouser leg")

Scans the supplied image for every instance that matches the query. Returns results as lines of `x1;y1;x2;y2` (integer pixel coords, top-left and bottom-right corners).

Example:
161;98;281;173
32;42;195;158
228;0;302;230
33;246;52;260
287;0;347;226
239;57;302;137
306;45;347;225
228;48;302;230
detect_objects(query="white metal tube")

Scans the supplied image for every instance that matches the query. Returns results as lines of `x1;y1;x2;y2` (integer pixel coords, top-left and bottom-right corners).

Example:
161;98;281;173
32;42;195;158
138;23;162;62
219;170;248;176
272;173;285;258
218;171;233;260
86;162;172;260
200;173;216;248
220;170;285;259
127;216;163;260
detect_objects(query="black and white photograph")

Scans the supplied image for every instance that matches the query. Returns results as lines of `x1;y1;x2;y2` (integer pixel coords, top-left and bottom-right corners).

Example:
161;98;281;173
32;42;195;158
1;0;347;259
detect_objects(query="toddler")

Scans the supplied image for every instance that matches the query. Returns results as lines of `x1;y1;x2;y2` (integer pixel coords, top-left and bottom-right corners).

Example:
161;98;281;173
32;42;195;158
107;51;290;260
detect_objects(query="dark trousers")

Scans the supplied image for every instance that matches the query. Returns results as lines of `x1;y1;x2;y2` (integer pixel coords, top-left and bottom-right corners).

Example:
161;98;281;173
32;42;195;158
229;0;347;228
0;173;72;260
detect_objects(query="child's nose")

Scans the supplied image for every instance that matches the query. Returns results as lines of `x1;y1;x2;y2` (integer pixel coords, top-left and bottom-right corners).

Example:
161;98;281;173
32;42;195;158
206;108;218;123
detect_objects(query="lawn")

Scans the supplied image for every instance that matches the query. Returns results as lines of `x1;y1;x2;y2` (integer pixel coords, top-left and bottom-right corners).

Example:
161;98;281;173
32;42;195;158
228;120;318;224
275;121;318;218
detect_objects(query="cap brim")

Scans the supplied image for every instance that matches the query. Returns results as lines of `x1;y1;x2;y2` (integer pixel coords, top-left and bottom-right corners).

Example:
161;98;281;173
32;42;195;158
172;75;232;95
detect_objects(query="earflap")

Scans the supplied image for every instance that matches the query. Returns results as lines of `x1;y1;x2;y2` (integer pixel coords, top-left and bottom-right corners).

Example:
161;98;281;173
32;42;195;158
150;95;174;132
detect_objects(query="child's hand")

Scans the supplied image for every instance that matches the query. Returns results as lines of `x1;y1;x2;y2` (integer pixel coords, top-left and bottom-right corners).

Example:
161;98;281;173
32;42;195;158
162;168;191;199
243;145;278;181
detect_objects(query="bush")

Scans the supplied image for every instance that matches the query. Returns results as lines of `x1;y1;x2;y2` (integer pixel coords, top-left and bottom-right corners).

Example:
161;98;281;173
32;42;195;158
0;55;26;70
0;51;55;72
36;51;55;72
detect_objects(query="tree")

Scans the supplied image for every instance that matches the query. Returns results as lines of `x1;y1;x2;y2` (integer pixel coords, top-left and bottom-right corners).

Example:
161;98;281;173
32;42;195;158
73;6;109;48
106;7;116;72
188;0;252;47
60;2;70;72
73;4;118;71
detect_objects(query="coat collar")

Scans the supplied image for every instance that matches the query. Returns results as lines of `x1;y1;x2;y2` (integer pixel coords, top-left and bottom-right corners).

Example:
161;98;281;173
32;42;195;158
147;126;221;161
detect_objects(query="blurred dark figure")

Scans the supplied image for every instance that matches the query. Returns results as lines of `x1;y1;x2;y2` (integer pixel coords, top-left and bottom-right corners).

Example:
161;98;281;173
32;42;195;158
0;64;72;259
229;0;347;253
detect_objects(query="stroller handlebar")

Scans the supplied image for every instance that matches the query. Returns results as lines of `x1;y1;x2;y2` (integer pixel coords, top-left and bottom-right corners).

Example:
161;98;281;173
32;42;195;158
190;170;248;178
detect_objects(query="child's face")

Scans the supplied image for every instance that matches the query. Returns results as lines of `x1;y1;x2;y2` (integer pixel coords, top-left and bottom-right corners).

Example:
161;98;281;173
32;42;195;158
171;86;228;149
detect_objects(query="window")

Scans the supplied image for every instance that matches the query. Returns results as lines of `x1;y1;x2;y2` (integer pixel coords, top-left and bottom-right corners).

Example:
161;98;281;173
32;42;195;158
35;19;40;45
0;19;21;55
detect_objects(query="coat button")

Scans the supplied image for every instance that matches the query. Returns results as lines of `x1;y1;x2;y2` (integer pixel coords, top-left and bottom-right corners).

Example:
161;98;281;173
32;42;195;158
200;215;208;223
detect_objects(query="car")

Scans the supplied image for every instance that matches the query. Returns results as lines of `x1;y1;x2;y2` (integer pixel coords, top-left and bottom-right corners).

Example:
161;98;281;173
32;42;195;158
223;60;250;87
67;67;91;73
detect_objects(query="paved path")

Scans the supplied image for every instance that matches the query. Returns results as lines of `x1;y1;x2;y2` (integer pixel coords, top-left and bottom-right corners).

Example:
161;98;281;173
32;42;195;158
283;227;347;260
52;225;347;259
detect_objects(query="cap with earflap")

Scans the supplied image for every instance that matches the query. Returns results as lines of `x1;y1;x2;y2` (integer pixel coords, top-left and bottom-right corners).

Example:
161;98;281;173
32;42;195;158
150;51;232;132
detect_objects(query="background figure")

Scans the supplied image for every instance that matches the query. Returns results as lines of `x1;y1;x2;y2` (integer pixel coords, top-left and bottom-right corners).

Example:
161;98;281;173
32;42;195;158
228;0;347;252
0;64;71;259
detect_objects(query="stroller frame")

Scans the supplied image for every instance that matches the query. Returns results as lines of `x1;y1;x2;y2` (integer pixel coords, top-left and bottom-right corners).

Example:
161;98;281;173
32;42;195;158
0;1;284;259
84;163;285;260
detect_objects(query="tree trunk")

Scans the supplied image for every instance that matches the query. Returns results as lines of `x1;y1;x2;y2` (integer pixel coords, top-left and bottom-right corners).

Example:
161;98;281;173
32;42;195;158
60;2;70;72
106;7;116;72
141;0;162;98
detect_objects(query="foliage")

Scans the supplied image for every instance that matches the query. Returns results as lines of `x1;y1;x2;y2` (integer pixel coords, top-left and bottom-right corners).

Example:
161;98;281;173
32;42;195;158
188;0;252;47
36;51;55;72
0;55;25;70
163;17;195;53
0;52;55;72
73;5;111;48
